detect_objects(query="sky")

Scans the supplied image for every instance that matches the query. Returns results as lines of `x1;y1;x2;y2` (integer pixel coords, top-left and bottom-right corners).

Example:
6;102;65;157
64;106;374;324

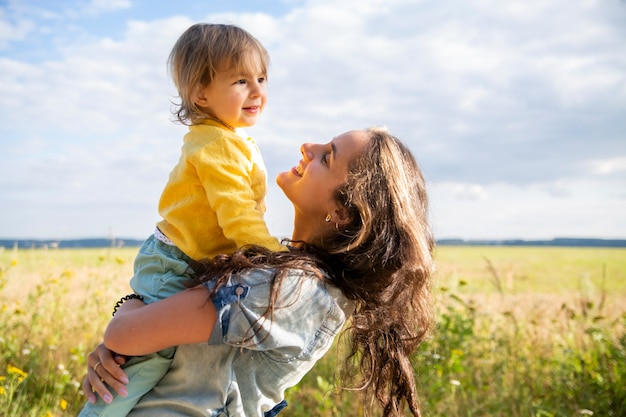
1;0;625;242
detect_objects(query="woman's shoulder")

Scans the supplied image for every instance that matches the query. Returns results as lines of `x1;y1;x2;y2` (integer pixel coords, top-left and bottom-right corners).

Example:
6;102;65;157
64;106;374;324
207;266;352;357
241;267;352;357
211;265;353;321
242;266;353;324
236;266;328;301
241;265;337;295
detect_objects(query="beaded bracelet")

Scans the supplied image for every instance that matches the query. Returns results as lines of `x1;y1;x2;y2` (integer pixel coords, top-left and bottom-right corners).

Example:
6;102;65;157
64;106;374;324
112;294;145;317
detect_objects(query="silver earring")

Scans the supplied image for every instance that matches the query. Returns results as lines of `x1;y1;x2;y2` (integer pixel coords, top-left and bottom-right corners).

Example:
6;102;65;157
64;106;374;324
325;214;332;222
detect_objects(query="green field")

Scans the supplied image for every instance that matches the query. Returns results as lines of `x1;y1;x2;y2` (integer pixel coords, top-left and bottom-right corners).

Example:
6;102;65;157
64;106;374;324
1;246;624;416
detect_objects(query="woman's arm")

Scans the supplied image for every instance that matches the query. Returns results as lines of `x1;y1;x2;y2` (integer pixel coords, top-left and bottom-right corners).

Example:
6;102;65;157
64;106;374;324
104;285;217;356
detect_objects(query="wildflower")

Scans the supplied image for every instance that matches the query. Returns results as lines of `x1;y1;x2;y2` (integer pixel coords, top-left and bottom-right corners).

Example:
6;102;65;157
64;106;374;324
450;379;461;386
7;364;28;378
7;364;28;383
22;348;31;355
57;364;69;376
579;410;593;416
60;399;68;410
10;259;17;266
61;269;75;278
451;348;464;358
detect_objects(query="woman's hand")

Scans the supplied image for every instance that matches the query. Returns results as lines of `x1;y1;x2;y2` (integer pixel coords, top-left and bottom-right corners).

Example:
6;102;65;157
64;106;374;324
81;343;129;404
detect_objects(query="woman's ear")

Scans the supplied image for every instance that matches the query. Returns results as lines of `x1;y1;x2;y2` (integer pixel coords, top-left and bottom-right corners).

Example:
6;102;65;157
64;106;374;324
333;206;352;226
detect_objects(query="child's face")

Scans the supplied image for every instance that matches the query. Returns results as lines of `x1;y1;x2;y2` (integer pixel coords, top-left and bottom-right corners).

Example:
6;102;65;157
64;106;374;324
196;65;267;129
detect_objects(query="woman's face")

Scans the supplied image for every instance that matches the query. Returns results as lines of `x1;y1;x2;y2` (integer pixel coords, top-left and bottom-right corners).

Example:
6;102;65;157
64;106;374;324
277;130;370;226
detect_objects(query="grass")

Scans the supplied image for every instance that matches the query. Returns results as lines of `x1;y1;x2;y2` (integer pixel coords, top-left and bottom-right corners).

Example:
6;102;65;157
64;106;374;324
0;247;134;417
0;245;625;416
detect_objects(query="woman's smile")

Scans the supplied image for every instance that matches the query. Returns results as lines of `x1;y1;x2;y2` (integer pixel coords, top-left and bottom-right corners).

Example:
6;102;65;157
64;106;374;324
293;162;304;177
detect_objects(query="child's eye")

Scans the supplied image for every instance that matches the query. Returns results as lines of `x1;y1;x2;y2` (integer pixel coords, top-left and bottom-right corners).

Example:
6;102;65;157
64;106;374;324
258;77;266;84
322;154;329;164
236;79;247;84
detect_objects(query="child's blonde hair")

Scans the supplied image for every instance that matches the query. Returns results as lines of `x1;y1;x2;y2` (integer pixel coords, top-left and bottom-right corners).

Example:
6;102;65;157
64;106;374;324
168;23;270;125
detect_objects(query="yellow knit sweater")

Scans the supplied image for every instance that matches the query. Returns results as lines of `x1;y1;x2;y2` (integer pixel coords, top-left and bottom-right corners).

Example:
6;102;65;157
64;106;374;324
157;120;282;260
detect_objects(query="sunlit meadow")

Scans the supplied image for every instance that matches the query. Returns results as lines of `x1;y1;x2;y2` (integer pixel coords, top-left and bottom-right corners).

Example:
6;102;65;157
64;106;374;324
1;245;625;416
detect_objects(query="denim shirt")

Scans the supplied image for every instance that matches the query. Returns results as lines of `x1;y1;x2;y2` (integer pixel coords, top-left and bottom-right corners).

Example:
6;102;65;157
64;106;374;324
127;267;354;417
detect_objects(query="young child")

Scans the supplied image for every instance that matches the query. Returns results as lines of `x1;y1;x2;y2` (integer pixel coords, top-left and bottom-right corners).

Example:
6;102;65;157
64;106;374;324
80;23;284;417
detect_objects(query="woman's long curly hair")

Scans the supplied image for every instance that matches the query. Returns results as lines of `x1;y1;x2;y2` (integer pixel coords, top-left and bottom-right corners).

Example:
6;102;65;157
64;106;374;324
192;127;435;416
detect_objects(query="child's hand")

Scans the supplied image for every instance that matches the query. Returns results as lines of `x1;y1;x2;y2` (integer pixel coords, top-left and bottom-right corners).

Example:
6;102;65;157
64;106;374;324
81;343;130;404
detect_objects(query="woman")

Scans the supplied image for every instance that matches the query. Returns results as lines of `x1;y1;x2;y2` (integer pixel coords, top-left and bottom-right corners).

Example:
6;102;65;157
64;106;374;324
82;127;435;417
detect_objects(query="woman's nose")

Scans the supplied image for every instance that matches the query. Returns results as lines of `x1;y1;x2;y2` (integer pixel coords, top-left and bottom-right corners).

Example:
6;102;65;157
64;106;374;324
300;143;314;161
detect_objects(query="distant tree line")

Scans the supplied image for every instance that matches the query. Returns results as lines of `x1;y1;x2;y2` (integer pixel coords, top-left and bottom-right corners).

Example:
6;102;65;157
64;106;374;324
1;237;625;249
437;238;626;248
0;238;145;249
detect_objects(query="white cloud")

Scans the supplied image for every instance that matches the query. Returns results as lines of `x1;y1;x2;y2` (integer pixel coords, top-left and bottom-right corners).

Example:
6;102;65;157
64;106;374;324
0;8;34;47
1;0;625;239
430;180;626;240
83;0;131;15
437;182;489;201
588;157;626;176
